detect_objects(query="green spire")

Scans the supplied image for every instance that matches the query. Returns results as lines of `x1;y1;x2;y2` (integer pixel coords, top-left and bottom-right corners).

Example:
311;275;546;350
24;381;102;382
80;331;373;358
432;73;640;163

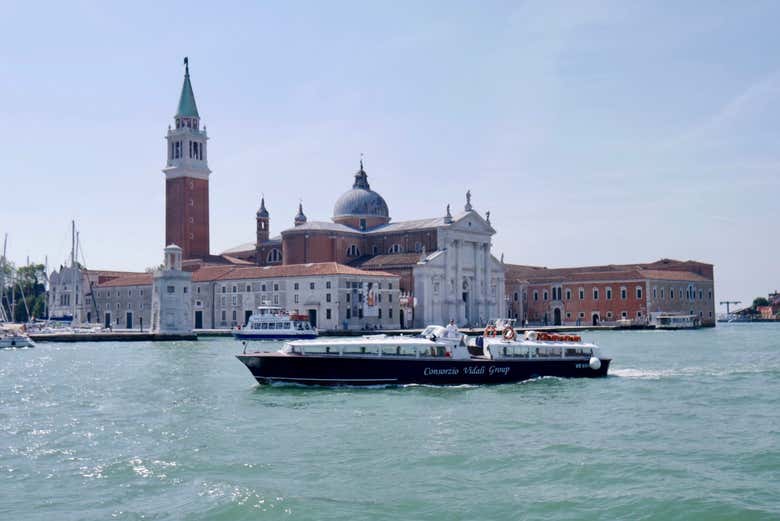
176;57;200;119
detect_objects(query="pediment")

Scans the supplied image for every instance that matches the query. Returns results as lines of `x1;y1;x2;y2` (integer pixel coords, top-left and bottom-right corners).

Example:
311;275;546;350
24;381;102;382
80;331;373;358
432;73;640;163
448;211;495;235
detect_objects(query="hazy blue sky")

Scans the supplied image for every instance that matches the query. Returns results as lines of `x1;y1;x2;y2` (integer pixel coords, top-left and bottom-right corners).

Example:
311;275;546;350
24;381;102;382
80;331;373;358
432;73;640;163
1;1;778;309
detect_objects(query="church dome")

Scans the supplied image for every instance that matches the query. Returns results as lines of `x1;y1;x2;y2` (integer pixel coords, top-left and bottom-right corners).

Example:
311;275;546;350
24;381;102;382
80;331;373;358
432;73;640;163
332;163;389;219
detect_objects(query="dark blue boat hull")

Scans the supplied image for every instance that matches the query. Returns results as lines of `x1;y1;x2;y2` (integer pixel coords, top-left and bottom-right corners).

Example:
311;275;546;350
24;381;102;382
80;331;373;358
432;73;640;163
236;353;611;386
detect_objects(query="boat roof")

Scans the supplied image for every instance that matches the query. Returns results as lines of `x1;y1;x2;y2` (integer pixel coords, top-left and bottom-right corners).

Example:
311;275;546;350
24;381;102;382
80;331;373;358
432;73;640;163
289;335;435;347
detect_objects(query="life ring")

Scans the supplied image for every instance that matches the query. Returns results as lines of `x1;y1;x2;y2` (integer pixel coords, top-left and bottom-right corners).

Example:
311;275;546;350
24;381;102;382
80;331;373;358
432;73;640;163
503;326;516;341
484;325;497;337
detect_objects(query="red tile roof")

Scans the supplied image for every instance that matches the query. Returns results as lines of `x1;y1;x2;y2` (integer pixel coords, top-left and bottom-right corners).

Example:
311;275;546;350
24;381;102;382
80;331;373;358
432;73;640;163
638;269;710;282
94;262;396;287
210;262;397;282
95;273;153;288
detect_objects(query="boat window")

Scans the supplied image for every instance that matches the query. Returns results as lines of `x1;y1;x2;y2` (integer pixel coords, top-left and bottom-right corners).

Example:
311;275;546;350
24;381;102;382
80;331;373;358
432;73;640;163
511;346;530;358
283;322;291;329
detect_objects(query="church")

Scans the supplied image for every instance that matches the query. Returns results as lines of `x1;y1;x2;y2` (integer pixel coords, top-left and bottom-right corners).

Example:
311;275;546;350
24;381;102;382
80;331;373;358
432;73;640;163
221;169;507;327
160;59;506;327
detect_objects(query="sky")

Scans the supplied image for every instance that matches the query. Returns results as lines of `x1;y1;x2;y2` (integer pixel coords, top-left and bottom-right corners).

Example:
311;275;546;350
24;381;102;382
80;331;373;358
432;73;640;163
1;0;778;310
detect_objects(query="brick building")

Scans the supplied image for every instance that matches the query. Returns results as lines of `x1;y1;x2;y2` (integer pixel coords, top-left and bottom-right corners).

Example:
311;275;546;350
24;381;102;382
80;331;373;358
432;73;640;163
506;259;716;327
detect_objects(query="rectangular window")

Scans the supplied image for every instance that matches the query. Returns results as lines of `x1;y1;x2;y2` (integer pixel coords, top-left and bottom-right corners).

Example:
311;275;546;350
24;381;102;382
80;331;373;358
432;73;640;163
326;281;331;289
606;288;612;300
579;289;585;300
310;282;315;290
621;287;627;300
593;288;599;300
565;289;571;300
294;294;299;304
294;282;299;290
167;285;175;294
232;285;237;293
183;287;188;294
347;294;351;303
232;310;237;321
246;285;251;292
274;284;279;291
261;284;266;292
221;295;226;306
636;287;643;299
326;309;332;319
388;294;393;303
346;308;351;319
221;310;226;321
378;308;382;319
543;290;548;301
273;295;279;305
232;295;237;306
389;308;393;319
326;293;332;303
389;283;393;290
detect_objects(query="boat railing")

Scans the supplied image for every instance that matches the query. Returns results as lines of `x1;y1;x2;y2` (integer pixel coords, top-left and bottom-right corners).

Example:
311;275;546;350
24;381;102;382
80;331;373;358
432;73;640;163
287;342;450;358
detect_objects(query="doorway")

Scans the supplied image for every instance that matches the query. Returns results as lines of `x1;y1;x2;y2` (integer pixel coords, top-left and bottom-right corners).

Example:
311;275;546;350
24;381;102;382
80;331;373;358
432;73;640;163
400;309;405;329
553;308;562;326
244;309;253;326
104;312;111;329
308;309;317;328
194;310;203;329
126;312;133;329
592;313;600;326
462;292;470;324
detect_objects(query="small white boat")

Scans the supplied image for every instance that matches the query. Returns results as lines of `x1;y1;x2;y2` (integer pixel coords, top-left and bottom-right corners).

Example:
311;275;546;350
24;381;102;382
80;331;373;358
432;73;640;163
650;312;701;330
0;326;35;348
233;305;318;341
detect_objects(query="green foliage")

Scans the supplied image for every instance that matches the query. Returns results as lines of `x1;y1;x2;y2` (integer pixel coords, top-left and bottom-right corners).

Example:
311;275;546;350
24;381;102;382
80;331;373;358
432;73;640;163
752;297;770;308
1;262;48;322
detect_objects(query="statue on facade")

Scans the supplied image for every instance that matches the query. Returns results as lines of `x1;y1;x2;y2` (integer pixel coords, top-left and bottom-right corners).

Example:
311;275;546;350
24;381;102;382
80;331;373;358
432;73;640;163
465;190;472;211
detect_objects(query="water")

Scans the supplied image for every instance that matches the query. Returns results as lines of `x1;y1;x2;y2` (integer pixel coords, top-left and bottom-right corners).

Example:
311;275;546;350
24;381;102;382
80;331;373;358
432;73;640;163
2;324;779;520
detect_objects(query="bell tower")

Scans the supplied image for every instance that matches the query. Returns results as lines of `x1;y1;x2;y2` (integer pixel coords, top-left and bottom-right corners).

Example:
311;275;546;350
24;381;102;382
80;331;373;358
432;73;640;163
256;196;269;246
162;57;211;260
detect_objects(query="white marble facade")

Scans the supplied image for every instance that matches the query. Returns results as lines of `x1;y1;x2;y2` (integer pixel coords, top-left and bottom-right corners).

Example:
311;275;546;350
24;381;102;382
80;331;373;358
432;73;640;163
413;210;505;327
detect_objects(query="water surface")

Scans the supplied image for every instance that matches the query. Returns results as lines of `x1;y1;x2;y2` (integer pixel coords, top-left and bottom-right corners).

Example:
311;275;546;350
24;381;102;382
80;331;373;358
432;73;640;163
2;324;778;520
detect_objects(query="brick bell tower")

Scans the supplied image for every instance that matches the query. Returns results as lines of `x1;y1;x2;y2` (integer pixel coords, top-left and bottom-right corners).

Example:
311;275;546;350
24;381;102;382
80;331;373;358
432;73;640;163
163;57;210;260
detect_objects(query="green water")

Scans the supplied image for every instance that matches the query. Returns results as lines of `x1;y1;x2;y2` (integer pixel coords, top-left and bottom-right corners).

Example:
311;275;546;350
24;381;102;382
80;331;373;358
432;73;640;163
2;324;778;520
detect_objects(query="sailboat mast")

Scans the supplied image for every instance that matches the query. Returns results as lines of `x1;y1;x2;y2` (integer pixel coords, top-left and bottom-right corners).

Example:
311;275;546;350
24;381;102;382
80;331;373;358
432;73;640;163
72;227;79;325
0;233;7;322
44;255;48;320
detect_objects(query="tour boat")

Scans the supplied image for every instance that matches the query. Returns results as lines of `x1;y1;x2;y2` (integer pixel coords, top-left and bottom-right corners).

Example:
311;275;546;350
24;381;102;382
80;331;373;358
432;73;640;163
0;326;35;348
232;305;318;341
236;323;610;386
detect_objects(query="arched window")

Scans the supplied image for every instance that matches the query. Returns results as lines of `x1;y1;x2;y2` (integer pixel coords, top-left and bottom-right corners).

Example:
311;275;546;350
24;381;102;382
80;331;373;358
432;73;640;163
346;245;360;257
267;249;282;263
388;244;402;254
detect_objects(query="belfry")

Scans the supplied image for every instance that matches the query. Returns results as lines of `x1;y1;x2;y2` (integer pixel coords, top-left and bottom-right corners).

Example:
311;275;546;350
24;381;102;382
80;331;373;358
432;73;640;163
162;57;211;260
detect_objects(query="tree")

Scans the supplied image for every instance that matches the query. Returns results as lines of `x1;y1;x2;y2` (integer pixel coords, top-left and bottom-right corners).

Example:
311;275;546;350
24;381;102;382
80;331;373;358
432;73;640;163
753;297;770;308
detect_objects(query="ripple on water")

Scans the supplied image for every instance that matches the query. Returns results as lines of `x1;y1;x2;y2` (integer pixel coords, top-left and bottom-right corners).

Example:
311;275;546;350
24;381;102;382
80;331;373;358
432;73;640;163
1;327;779;520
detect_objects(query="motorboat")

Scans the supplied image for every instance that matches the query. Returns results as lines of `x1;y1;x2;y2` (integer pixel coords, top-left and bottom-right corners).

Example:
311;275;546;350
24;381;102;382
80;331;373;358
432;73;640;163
233;305;318;341
236;323;610;386
649;312;701;330
0;325;35;348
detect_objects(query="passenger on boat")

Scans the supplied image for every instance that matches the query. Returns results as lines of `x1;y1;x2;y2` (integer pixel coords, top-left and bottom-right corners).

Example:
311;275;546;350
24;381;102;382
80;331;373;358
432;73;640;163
446;319;459;338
